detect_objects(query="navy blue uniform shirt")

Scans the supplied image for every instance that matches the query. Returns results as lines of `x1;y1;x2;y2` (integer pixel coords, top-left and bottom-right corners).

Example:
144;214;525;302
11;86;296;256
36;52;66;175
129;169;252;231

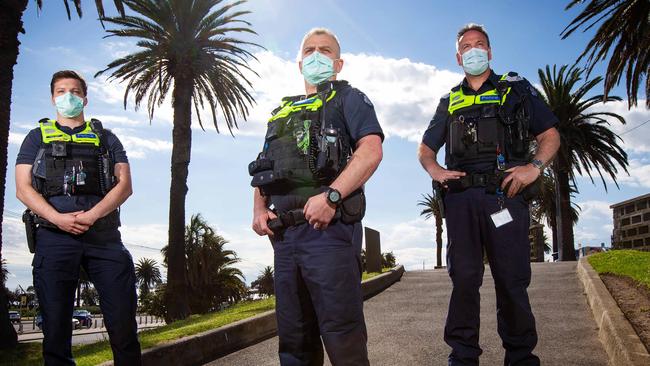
421;70;558;173
270;80;383;212
16;121;128;213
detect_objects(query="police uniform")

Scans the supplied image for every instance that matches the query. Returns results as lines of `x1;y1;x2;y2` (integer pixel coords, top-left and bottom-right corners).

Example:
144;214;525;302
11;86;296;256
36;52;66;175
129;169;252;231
250;80;383;365
422;71;557;366
16;119;141;365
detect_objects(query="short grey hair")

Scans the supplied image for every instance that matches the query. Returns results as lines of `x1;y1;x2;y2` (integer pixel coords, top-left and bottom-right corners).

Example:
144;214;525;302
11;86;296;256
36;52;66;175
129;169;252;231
298;27;341;59
456;23;490;50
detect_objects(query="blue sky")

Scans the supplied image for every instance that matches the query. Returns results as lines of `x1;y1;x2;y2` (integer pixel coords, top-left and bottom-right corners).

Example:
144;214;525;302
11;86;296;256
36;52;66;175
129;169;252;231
3;0;649;290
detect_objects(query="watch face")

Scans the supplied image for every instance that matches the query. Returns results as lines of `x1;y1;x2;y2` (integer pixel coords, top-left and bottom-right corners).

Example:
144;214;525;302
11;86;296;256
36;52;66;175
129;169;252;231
329;190;341;203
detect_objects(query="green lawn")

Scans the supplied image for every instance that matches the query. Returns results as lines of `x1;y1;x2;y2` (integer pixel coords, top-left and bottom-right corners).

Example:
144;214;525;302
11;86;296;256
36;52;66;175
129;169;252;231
588;250;650;288
0;298;275;366
362;267;392;281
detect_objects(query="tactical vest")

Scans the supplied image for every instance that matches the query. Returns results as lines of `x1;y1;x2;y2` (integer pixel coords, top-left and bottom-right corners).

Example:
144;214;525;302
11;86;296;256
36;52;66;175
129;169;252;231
446;72;530;169
32;119;114;198
249;84;350;198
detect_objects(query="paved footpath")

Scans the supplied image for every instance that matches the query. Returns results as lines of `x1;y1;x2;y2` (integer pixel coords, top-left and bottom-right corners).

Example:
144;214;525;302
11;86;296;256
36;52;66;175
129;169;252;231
207;262;609;366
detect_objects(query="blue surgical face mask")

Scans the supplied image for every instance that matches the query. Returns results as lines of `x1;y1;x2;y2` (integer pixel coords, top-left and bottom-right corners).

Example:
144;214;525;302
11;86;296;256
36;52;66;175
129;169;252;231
301;51;335;86
55;92;84;118
461;48;489;76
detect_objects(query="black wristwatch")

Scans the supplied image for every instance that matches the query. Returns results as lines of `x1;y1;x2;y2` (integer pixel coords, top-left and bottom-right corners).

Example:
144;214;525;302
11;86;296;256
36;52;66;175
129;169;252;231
530;159;545;171
326;187;342;206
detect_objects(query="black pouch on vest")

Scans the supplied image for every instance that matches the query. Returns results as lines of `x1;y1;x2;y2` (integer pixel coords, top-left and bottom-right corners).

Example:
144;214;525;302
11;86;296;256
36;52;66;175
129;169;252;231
340;189;366;224
449;118;466;157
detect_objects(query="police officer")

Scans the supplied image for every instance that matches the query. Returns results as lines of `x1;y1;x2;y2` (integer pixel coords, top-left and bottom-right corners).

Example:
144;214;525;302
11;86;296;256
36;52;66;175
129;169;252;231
15;70;141;365
418;24;560;366
250;28;383;365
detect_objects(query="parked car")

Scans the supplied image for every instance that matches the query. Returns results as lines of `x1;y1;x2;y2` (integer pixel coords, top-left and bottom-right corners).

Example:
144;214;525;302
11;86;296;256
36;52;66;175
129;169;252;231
8;311;21;324
72;310;93;328
35;314;81;330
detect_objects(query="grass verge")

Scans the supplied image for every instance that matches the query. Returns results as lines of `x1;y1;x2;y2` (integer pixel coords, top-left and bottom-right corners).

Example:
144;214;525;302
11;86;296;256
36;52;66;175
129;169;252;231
588;249;650;288
1;297;275;366
362;267;393;281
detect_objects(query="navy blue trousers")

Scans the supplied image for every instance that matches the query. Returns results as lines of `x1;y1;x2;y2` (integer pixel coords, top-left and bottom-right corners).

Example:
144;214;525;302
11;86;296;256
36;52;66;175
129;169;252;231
32;227;141;366
273;221;369;366
444;188;540;366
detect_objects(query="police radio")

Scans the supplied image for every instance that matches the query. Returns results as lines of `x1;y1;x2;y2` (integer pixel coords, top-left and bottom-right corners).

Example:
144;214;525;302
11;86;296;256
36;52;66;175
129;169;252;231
313;82;344;180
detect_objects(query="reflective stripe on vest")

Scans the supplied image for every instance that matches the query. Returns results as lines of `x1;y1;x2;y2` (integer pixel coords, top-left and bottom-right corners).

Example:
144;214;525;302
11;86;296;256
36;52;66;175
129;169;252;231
447;74;512;115
269;90;337;122
39;120;100;146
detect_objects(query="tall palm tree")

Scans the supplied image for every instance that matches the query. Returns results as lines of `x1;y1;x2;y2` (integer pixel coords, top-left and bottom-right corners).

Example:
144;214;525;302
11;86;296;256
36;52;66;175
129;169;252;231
0;259;7;286
418;193;444;269
135;258;162;298
538;64;629;261
251;266;274;298
163;213;247;314
561;0;649;108
75;267;91;308
0;1;125;349
530;170;580;257
97;0;259;322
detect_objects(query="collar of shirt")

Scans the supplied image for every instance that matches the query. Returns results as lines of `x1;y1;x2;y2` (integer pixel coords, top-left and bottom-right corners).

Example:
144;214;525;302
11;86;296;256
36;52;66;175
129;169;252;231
460;69;501;95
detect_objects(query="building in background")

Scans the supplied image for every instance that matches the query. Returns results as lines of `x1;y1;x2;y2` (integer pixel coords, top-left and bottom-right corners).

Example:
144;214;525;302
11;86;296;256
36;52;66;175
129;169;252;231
611;193;650;250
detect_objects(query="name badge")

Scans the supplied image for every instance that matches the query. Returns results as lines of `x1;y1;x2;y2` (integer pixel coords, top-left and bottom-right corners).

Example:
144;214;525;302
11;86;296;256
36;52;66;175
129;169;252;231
491;208;513;228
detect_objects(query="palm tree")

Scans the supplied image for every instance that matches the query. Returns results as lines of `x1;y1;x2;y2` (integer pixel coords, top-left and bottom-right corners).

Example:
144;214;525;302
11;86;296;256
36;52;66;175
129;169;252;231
0;259;7;286
530;170;581;257
418;193;444;268
135;258;162;298
251;266;274;298
382;252;396;269
97;0;259;322
0;0;125;349
163;214;247;314
561;0;649;108
538;64;629;261
75;267;91;308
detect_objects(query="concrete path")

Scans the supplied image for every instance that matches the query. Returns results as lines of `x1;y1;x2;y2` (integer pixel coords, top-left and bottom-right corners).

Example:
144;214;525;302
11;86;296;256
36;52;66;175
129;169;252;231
206;262;608;365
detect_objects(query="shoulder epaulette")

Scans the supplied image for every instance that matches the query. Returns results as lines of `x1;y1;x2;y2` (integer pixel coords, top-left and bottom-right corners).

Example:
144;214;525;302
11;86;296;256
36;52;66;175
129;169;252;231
503;71;524;82
38;118;50;124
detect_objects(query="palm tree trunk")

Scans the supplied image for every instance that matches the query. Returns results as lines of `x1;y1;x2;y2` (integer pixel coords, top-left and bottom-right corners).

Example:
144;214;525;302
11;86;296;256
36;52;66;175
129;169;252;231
0;0;28;349
435;215;443;268
554;165;576;261
164;78;192;322
550;214;558;260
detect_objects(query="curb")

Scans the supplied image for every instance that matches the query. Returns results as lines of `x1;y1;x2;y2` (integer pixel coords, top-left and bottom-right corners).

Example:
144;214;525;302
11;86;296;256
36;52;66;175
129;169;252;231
101;265;405;366
577;257;650;366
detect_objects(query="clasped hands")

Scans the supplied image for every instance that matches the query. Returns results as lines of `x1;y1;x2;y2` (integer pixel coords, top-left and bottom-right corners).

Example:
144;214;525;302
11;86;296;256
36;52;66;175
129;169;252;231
52;210;99;235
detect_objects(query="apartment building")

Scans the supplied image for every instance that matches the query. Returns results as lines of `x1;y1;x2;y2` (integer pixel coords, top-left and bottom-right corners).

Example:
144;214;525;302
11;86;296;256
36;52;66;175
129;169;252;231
610;193;650;249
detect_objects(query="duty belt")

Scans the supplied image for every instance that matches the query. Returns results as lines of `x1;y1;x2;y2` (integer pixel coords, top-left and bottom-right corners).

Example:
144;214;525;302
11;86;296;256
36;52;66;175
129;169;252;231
446;172;502;193
33;210;120;231
268;208;342;240
446;171;541;201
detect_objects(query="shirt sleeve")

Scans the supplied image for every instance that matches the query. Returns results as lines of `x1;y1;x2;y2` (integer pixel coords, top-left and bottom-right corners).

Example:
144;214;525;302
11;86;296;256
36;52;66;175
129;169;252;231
342;88;384;146
520;78;559;136
104;130;129;164
15;129;42;165
421;96;450;152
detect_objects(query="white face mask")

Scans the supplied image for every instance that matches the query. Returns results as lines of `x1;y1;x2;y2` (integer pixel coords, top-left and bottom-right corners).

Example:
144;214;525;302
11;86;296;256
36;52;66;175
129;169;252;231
461;48;489;76
55;92;84;118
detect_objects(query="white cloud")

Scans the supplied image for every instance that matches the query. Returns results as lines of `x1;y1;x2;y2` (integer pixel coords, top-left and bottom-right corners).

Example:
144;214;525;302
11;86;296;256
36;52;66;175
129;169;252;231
110;127;172;159
576;200;612;221
595;100;650;154
602;157;650;189
87;50;464;142
8;132;26;146
340;53;462;142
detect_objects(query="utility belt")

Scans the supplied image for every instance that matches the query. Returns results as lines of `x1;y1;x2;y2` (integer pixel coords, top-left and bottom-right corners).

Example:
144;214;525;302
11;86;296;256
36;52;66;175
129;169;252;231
268;189;366;239
446;171;540;201
22;209;120;253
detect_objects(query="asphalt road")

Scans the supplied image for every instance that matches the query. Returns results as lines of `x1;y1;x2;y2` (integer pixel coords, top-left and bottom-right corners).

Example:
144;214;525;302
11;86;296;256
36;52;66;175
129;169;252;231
206;262;608;366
